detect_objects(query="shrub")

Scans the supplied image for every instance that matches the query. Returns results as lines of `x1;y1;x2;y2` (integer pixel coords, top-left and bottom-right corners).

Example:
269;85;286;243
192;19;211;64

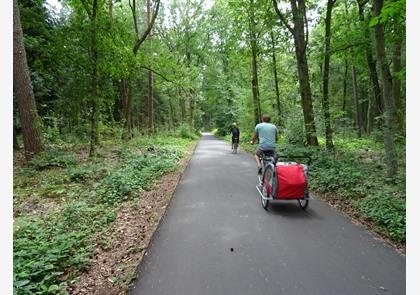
13;202;114;295
31;148;77;170
354;190;406;243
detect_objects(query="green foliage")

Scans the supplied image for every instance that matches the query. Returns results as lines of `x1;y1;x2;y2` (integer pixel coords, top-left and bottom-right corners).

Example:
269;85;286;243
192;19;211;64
14;133;195;293
354;190;406;243
31;148;77;170
178;123;199;140
279;138;406;243
13;201;116;295
98;148;182;204
283;110;306;145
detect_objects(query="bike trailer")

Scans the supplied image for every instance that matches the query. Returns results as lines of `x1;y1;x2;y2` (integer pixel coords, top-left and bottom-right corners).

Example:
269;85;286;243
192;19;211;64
275;163;308;200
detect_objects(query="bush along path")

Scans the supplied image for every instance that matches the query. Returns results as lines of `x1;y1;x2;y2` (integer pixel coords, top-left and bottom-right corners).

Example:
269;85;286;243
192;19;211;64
220;132;405;253
13;134;198;295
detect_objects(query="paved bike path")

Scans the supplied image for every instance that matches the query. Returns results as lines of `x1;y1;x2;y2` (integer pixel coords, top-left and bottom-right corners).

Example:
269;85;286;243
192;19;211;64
130;133;405;295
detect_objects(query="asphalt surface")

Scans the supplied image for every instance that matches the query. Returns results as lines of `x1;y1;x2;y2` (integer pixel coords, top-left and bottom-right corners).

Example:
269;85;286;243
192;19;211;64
130;133;405;295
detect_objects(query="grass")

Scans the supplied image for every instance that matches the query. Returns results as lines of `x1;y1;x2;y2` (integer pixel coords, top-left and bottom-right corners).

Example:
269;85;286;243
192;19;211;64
13;133;196;294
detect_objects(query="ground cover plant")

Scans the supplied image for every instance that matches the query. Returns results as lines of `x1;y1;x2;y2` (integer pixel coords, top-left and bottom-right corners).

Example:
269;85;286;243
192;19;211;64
13;134;195;294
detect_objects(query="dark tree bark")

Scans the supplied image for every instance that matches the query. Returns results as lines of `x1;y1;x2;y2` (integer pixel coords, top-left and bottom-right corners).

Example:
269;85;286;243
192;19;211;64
270;30;282;126
13;0;43;159
13;117;19;150
322;0;336;150
342;55;348;114
120;79;132;139
127;81;133;138
249;0;262;125
351;66;362;137
392;17;403;132
80;0;100;157
273;0;318;146
147;0;154;134
178;88;186;122
357;0;383;125
373;0;398;179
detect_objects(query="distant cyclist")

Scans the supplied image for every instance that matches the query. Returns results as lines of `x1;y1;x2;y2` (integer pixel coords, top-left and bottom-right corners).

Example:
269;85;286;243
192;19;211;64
230;123;240;151
250;114;278;175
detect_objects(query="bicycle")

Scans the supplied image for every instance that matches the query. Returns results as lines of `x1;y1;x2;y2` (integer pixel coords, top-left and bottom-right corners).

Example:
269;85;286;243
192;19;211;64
232;137;239;154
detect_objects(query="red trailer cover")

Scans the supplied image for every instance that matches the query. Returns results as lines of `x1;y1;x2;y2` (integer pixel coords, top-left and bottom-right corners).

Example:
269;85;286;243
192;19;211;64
276;165;306;199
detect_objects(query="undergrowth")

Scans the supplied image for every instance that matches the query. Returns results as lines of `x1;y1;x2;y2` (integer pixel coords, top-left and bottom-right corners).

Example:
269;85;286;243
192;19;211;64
13;134;195;294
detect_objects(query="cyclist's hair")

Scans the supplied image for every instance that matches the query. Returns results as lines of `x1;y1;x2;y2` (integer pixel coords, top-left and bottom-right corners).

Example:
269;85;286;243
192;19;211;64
262;114;271;122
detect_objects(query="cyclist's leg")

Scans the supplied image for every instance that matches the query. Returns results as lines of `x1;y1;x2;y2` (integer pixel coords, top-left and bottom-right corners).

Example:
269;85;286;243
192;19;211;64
255;147;263;174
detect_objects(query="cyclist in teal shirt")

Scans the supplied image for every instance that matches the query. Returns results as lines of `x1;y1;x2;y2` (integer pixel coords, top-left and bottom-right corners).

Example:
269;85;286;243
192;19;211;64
250;114;278;175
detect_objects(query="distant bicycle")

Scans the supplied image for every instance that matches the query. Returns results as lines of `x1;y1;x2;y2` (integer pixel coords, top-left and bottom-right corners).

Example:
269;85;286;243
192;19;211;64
232;137;239;154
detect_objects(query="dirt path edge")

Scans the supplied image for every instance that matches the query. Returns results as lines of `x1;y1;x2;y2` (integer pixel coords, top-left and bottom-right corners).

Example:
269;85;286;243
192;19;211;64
68;141;199;295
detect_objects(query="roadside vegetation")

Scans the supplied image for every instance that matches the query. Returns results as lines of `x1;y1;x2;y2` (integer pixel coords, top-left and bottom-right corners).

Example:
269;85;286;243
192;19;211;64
13;131;197;294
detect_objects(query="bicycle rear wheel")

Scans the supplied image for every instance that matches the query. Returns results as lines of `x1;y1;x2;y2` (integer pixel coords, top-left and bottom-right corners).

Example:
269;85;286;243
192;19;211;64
261;165;275;210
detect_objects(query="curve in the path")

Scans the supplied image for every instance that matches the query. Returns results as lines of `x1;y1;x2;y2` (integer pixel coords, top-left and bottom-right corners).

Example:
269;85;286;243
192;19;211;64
130;133;405;295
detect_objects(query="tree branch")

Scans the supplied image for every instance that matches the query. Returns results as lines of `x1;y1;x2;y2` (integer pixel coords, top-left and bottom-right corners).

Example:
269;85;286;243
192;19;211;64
129;0;139;36
80;0;92;20
133;0;161;55
272;0;294;35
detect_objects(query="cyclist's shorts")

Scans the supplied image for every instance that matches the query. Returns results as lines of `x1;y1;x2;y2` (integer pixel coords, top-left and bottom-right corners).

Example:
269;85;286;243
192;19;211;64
232;137;239;144
256;147;275;158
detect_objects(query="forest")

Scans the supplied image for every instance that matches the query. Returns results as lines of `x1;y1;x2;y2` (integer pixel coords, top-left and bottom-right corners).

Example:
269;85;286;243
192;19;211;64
13;0;406;293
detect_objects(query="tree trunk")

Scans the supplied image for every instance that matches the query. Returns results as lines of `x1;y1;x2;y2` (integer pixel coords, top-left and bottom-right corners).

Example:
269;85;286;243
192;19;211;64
290;0;318;146
179;88;186;123
322;0;335;150
351;66;362;137
13;117;19;150
270;30;282;126
373;0;398;179
342;55;348;114
249;0;262;125
147;0;154;134
189;91;194;131
13;0;43;159
357;0;383;126
392;17;403;132
88;0;100;157
127;81;133;138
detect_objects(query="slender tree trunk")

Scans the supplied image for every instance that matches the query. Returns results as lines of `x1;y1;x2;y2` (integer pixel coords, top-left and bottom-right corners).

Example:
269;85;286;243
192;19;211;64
373;0;398;179
109;0;113;20
13;117;19;150
147;0;154;134
351;66;362;137
322;0;335;150
169;97;175;129
270;30;282;126
392;17;403;132
87;0;100;157
357;0;383;126
13;0;43;159
189;91;194;131
249;0;262;125
342;56;348;114
178;88;186;123
290;0;318;146
127;81;133;138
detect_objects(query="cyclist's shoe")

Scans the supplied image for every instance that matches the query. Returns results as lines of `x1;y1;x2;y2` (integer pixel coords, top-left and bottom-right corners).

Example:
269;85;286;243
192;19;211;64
258;167;262;175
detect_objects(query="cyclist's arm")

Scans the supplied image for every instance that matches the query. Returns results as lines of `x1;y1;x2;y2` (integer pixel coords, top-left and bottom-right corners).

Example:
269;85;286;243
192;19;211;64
251;132;258;144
